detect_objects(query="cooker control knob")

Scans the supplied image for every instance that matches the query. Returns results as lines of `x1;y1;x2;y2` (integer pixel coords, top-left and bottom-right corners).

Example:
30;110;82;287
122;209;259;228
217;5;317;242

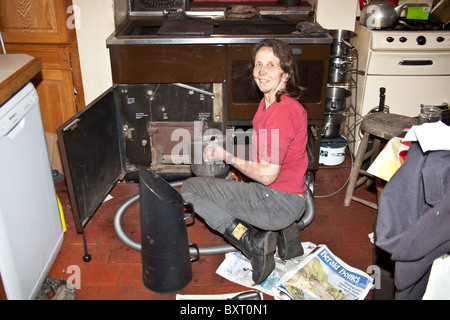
399;37;407;43
436;36;445;43
417;35;426;45
386;36;394;43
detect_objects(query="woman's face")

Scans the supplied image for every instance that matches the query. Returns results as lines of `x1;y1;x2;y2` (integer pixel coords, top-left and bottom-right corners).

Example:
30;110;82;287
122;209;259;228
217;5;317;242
253;46;288;102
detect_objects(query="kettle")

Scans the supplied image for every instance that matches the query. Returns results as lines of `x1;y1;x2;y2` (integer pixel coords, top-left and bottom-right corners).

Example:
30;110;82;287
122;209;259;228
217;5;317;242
360;0;406;29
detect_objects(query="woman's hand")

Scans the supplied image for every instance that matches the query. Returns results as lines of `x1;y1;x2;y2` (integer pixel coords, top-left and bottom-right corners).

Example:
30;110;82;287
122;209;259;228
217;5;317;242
203;141;226;163
204;141;281;186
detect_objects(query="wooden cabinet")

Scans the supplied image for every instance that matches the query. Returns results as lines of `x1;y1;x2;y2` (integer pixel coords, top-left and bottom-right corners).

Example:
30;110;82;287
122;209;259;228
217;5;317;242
0;0;85;134
0;0;69;44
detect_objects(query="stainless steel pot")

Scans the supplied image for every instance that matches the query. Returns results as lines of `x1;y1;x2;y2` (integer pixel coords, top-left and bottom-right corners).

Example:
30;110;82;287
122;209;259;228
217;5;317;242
328;57;353;84
329;29;357;57
359;0;406;29
322;113;346;138
325;87;351;112
189;138;230;178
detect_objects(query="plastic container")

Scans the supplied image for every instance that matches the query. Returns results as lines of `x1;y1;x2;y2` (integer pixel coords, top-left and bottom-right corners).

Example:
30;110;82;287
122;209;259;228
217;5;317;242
319;136;347;166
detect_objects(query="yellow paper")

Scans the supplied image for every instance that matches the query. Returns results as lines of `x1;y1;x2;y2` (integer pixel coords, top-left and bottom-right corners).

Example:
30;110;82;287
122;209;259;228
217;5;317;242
367;138;411;181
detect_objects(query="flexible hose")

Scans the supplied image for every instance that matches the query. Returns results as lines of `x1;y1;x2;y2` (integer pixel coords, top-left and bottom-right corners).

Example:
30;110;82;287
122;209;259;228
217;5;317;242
113;181;237;255
297;188;315;230
114;180;315;255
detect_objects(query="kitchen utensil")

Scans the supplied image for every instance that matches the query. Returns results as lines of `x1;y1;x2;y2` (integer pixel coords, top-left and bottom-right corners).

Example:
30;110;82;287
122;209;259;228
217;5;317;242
328;57;353;84
322;113;346;138
360;0;406;29
189;137;230;178
328;29;357;57
325;87;352;112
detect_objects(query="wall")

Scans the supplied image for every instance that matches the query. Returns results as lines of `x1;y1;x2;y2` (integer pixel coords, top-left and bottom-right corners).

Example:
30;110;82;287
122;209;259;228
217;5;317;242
72;0;115;105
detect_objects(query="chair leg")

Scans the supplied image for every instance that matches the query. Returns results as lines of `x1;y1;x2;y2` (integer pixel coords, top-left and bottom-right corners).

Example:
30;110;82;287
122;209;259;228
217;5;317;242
344;132;370;206
366;137;381;187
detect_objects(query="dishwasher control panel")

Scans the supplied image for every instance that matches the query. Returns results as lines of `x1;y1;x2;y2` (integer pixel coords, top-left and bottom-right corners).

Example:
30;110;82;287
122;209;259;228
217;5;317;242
0;83;38;138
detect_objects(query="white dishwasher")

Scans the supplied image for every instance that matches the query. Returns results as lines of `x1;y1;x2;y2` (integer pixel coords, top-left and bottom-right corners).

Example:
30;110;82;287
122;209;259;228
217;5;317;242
0;83;64;300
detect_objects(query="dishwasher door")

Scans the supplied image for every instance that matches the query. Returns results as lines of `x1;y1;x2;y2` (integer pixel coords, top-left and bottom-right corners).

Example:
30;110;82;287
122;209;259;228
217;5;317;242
0;83;63;300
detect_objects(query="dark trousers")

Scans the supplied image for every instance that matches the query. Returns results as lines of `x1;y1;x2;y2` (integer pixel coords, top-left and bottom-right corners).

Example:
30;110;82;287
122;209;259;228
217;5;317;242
181;177;305;234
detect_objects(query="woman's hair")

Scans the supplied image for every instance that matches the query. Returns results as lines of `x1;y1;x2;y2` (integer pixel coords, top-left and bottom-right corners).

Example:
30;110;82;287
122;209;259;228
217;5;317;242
250;38;305;102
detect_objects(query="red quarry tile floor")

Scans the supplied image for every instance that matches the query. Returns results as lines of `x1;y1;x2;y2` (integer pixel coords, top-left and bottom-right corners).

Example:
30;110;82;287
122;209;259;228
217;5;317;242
49;154;379;300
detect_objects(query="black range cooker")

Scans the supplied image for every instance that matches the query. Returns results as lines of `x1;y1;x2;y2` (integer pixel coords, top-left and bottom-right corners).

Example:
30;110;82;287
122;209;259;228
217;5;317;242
57;1;332;233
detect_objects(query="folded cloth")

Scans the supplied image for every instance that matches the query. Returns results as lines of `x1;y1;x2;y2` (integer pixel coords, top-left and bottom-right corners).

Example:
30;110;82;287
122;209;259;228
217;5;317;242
403;121;450;152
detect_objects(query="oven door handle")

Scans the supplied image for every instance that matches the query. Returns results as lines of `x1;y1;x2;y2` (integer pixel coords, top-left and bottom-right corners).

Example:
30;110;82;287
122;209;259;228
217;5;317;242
399;59;433;66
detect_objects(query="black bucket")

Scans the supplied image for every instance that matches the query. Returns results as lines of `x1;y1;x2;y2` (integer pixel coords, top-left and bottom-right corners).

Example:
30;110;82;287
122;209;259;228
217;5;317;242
139;168;199;293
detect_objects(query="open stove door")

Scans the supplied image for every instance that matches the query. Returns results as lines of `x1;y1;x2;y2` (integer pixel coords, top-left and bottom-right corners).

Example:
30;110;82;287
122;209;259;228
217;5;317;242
57;86;125;233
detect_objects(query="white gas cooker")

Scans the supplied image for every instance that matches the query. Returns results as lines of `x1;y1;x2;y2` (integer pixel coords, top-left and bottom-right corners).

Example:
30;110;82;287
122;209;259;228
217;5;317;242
353;22;450;118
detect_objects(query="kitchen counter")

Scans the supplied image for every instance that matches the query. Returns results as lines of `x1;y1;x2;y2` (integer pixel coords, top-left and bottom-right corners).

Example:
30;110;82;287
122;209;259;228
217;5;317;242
0;54;41;106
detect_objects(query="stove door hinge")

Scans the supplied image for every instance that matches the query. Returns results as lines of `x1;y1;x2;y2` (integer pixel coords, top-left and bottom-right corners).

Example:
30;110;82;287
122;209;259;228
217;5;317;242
62;118;81;132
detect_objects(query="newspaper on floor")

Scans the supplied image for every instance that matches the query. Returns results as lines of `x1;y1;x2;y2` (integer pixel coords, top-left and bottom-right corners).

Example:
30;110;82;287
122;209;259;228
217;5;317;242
216;243;374;300
216;242;318;297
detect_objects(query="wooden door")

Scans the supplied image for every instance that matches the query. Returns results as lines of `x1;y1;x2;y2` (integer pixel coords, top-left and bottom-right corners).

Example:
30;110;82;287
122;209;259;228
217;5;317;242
0;0;85;134
0;0;69;44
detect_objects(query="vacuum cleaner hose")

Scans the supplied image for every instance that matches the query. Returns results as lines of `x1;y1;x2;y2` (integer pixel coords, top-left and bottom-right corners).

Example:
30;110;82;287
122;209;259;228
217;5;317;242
113;181;237;256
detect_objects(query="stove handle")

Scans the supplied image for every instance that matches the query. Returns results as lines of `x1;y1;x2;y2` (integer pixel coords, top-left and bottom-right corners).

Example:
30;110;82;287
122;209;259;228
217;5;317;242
399;60;433;66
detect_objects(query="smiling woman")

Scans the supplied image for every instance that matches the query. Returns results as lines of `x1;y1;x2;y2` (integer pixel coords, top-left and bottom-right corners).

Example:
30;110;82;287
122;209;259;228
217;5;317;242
181;39;309;285
253;46;288;106
250;38;305;106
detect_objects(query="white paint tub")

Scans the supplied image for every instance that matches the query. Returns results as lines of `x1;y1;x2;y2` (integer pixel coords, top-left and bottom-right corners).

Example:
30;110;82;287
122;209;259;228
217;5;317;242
319;135;347;166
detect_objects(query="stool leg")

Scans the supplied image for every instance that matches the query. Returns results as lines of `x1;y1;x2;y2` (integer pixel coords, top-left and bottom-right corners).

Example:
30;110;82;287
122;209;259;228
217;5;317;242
344;132;369;206
366;137;381;187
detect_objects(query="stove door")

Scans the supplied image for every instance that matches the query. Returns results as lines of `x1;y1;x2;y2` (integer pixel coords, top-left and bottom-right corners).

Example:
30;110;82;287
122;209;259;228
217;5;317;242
57;85;125;233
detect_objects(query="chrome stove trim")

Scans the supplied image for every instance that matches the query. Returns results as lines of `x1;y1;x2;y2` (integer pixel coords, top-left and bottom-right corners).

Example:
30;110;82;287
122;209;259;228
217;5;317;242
128;10;311;18
106;34;333;45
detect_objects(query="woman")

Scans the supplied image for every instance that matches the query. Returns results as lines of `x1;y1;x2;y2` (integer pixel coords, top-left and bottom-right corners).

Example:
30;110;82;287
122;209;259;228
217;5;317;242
181;39;308;284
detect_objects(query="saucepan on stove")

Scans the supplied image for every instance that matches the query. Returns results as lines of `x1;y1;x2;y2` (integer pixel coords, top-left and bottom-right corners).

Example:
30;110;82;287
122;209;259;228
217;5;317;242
325;87;352;112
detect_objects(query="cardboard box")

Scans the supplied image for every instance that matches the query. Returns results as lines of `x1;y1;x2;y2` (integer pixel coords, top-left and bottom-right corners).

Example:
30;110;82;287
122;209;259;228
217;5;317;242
399;0;433;19
45;132;64;175
406;6;430;19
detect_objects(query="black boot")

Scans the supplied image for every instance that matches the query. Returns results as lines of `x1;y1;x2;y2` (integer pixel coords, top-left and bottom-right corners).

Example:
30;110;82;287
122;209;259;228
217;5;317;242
276;223;304;260
224;219;276;284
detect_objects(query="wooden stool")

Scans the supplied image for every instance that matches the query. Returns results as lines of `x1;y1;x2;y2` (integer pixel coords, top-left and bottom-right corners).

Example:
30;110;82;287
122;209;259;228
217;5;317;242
343;113;416;209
